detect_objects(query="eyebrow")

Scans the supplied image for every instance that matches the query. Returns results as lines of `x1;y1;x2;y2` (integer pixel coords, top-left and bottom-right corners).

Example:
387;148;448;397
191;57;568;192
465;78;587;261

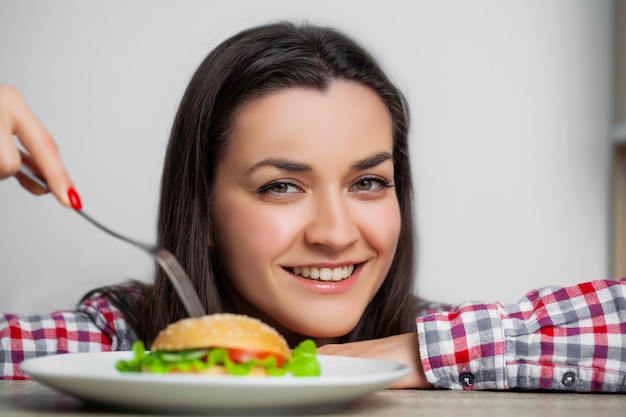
246;158;312;175
349;152;393;171
246;152;393;175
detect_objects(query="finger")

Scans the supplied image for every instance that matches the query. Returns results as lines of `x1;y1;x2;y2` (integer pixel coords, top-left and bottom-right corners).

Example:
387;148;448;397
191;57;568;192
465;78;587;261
15;173;48;195
0;94;22;179
0;130;21;179
15;151;49;194
0;86;76;207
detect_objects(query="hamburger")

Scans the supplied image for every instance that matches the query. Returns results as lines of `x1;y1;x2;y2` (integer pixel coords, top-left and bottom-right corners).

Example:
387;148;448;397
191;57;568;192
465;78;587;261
116;313;321;377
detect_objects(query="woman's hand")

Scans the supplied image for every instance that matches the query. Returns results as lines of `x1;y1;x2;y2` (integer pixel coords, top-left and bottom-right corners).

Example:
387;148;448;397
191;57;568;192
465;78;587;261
317;333;433;389
0;84;77;207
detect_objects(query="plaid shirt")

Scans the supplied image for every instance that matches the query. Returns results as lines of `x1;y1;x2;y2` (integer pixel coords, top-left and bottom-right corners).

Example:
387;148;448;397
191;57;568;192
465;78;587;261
2;279;625;391
417;278;626;392
1;286;139;380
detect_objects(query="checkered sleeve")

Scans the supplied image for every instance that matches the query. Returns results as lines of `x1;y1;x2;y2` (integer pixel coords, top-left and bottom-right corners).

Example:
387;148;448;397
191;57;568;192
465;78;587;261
0;286;138;380
416;278;626;392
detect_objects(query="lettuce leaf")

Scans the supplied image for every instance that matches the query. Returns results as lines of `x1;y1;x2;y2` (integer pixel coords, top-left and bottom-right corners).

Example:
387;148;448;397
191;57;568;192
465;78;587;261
114;340;147;372
285;339;321;376
115;339;321;377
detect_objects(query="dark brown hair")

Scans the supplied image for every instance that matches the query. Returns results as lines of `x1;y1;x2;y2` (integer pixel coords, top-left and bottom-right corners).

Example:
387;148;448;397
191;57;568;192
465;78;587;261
94;22;418;346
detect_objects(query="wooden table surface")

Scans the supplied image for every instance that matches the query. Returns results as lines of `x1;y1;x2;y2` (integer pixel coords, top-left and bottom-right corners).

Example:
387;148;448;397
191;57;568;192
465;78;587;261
2;380;626;417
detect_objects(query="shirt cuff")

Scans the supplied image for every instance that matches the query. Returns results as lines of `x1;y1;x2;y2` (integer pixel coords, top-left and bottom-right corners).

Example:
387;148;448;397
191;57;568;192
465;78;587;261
416;302;508;390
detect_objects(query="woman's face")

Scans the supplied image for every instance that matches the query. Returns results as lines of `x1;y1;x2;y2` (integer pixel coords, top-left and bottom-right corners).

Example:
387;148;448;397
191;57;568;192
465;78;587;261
212;81;401;344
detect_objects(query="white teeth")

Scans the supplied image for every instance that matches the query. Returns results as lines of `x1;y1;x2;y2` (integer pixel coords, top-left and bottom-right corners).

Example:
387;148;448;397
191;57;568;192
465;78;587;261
319;268;332;281
332;267;344;281
289;265;355;281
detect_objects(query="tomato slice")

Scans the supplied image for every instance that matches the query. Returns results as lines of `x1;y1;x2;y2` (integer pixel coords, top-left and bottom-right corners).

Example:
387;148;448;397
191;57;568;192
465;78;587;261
227;348;285;368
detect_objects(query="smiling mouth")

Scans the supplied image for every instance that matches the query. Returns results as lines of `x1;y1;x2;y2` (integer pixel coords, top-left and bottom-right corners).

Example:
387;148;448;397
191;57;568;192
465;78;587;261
285;265;356;282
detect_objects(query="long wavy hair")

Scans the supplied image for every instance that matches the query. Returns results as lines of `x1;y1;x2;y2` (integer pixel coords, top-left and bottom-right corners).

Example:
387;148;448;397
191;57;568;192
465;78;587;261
92;22;418;346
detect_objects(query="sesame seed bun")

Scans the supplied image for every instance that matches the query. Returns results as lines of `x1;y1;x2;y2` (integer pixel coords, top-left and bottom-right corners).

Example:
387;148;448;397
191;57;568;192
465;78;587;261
151;313;291;360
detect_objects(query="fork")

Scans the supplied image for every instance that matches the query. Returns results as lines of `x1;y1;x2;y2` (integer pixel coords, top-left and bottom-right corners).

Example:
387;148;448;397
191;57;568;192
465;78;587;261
18;164;206;318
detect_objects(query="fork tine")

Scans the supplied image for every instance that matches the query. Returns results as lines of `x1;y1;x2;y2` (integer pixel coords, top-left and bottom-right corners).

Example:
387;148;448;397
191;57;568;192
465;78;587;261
154;249;206;317
80;210;206;317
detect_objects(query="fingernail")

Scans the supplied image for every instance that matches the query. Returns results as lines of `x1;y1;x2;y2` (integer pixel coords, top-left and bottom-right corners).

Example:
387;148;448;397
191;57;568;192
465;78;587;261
67;187;82;210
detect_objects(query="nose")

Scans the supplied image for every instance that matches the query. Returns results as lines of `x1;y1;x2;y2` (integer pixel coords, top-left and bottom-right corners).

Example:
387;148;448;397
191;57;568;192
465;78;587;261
303;191;360;251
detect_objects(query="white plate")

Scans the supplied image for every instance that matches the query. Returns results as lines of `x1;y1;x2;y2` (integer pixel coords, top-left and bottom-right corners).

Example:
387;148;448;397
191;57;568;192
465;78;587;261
21;351;409;414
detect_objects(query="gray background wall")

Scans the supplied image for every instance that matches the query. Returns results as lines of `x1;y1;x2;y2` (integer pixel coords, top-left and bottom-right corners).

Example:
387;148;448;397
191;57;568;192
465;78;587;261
0;0;615;313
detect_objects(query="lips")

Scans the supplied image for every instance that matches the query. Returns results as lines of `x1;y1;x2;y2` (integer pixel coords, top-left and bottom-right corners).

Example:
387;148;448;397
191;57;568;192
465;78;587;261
286;265;356;282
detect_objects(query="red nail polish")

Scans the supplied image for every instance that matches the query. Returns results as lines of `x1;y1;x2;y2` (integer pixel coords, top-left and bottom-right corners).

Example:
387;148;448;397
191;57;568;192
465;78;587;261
67;187;82;210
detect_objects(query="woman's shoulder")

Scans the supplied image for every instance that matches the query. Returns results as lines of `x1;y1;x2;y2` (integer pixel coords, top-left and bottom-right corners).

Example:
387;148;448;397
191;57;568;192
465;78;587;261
78;280;151;348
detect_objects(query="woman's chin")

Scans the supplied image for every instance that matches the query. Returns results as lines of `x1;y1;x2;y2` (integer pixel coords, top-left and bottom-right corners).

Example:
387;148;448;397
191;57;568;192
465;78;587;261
280;316;362;345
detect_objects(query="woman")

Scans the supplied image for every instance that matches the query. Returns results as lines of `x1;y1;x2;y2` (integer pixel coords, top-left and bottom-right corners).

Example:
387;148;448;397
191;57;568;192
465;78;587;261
1;22;625;391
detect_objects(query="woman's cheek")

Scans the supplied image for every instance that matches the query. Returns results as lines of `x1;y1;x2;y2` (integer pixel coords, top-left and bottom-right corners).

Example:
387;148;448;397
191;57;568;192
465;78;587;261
231;206;302;255
358;199;401;251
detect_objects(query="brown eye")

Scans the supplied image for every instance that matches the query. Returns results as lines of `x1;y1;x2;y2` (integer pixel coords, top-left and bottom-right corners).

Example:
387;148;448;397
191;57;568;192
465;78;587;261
257;181;302;196
270;183;289;193
349;176;392;193
355;179;374;191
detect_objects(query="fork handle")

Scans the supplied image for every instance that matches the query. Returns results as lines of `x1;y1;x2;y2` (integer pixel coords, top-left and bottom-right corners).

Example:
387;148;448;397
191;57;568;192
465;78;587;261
18;163;206;318
19;164;158;253
18;164;49;191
